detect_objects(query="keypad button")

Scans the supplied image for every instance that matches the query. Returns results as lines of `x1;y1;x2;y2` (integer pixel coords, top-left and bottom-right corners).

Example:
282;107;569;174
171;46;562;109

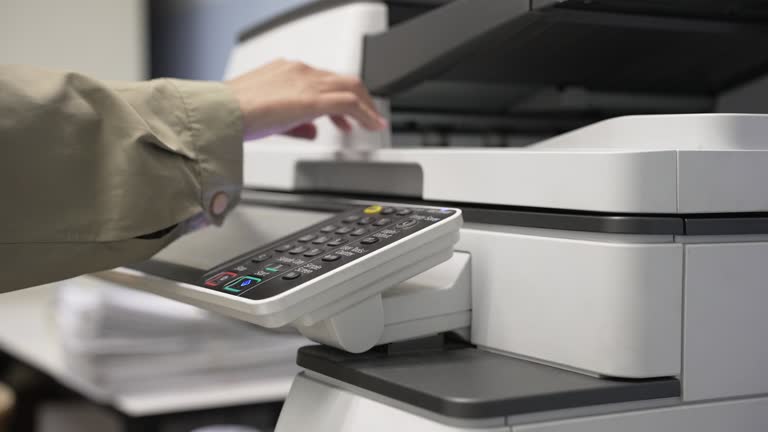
289;246;309;254
297;234;316;243
360;237;379;245
263;262;289;273
204;272;238;287
381;207;396;215
320;225;337;233
326;238;347;247
251;253;272;263
322;254;341;262
350;228;367;236
225;276;262;292
312;236;330;244
282;271;301;281
357;216;375;225
304;248;324;257
364;205;383;214
342;215;360;223
373;218;391;227
275;244;293;252
336;226;354;235
396;208;413;216
396;218;419;229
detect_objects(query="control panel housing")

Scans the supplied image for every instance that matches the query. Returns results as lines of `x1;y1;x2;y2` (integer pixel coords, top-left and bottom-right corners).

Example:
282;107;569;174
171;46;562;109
98;204;463;338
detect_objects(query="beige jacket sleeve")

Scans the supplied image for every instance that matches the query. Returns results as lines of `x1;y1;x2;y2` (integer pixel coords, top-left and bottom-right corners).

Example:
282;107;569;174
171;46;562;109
0;65;244;292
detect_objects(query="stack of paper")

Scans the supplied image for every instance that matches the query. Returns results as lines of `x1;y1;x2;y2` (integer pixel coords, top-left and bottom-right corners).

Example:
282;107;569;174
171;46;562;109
54;276;307;394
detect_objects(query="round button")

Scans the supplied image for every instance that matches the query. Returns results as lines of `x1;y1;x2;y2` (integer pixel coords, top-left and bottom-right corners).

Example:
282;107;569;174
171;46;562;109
395;208;413;216
322;254;341;262
297;234;316;243
282;271;301;281
381;207;396;215
395;218;419;230
360;237;379;245
289;246;308;255
336;227;354;235
210;192;230;216
275;244;293;252
364;205;383;215
357;216;375;225
251;253;272;263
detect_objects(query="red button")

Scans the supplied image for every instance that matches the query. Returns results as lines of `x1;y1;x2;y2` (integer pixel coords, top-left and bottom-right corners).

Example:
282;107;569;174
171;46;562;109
205;272;238;287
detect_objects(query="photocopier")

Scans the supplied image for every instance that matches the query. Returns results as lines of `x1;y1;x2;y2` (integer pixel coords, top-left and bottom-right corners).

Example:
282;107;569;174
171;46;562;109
97;0;768;430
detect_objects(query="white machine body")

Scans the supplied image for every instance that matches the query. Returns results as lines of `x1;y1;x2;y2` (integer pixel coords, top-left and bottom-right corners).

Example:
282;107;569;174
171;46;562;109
223;0;768;380
218;2;768;431
109;1;768;431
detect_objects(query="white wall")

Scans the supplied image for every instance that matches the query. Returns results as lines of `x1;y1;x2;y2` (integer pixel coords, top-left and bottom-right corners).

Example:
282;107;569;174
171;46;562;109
0;0;147;80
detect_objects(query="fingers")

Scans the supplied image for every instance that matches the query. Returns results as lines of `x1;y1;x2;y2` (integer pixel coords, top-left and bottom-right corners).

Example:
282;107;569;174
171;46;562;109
330;115;352;132
319;75;385;129
283;123;318;139
315;93;384;131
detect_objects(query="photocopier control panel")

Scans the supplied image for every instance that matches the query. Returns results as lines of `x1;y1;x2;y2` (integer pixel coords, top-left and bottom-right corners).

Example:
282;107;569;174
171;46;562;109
200;205;459;301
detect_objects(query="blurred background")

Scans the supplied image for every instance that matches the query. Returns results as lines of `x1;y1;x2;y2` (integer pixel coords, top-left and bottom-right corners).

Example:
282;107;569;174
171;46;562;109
0;0;311;81
4;1;768;432
0;2;317;432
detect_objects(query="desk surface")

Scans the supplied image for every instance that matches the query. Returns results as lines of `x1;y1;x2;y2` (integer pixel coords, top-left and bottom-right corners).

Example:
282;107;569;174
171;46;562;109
0;284;295;417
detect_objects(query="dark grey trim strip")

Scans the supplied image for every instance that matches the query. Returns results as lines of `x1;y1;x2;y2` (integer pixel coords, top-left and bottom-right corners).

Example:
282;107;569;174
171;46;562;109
297;344;681;419
243;189;768;236
244;190;685;235
684;215;768;236
460;207;684;236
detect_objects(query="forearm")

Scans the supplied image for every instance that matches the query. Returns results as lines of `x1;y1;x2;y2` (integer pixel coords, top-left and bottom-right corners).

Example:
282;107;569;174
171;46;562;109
0;65;243;291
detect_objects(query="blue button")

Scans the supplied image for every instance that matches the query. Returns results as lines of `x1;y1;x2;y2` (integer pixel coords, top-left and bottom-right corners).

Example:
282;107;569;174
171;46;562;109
225;276;262;292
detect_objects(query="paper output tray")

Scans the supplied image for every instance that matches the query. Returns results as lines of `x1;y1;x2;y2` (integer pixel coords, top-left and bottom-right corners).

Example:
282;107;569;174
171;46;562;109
297;343;681;419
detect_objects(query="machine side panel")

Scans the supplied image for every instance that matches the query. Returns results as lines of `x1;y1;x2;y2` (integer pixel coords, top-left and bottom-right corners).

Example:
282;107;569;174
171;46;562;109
460;227;683;378
274;374;509;432
512;396;768;432
678;150;768;213
682;242;768;401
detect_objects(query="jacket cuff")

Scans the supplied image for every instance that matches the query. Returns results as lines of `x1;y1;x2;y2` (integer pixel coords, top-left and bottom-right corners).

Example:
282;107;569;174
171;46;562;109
168;79;244;226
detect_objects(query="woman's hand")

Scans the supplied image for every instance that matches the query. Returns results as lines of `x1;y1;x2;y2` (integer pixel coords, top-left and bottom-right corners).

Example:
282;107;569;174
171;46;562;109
226;59;387;140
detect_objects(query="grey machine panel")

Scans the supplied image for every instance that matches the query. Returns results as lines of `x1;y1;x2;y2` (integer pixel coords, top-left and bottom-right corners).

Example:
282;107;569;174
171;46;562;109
297;343;681;419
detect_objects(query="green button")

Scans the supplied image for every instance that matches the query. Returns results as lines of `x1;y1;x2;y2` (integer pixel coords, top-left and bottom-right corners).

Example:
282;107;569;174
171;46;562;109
224;286;242;293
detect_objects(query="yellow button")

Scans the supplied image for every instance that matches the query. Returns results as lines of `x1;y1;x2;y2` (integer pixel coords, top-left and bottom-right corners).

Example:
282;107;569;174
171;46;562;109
364;205;383;214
